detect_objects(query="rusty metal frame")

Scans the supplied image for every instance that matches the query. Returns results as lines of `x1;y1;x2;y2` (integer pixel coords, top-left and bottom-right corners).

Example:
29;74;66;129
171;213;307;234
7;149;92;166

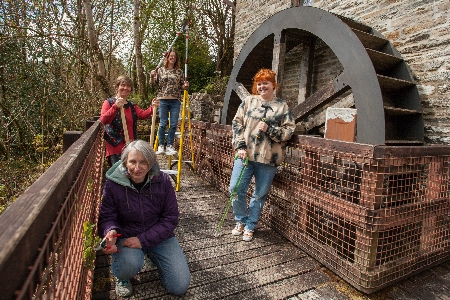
0;119;448;296
0;121;104;299
192;121;450;293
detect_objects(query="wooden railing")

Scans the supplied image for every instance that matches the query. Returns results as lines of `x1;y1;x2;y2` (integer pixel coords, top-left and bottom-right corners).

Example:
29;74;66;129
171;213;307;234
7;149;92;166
1;119;450;298
0;120;104;300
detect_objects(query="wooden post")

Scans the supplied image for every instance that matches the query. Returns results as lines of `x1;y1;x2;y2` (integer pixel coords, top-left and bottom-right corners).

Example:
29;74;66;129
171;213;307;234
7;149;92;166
120;107;130;144
85;120;96;130
63;131;83;152
298;39;315;104
150;105;157;148
272;31;286;98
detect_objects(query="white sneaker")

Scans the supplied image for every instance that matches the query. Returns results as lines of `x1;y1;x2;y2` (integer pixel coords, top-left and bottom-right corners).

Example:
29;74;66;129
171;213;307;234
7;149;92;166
243;230;254;242
115;277;133;297
231;223;245;236
155;145;165;155
165;145;177;156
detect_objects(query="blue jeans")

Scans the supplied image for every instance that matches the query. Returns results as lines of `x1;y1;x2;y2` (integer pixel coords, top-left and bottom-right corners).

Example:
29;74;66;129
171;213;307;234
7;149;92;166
229;159;277;232
111;237;190;295
157;99;181;146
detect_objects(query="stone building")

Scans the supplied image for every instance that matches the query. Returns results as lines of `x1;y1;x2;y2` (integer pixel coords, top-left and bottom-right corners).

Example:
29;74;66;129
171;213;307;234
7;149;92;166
226;0;450;145
184;2;450;294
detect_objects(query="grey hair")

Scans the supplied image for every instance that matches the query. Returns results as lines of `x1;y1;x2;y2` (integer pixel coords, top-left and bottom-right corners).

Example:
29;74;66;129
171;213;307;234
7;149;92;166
121;140;157;168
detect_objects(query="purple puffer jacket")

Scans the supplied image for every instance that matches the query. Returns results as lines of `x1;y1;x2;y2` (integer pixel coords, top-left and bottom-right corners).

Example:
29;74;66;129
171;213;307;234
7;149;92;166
97;161;178;249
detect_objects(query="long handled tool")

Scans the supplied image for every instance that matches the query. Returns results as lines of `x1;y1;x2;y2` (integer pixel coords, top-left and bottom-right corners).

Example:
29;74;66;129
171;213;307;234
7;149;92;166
119;102;130;144
149;99;157;148
156;19;189;70
175;19;191;188
150;19;189;147
214;154;249;237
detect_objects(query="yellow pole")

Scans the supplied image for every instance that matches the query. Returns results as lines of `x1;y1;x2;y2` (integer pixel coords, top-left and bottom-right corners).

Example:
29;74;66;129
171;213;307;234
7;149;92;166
176;90;189;191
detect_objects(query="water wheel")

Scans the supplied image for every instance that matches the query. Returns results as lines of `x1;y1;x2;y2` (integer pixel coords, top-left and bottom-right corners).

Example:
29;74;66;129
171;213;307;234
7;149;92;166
222;6;423;145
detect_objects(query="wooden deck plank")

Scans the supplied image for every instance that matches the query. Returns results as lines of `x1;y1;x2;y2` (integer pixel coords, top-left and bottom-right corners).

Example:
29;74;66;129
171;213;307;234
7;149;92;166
91;163;337;299
91;161;450;300
295;284;351;300
383;264;450;300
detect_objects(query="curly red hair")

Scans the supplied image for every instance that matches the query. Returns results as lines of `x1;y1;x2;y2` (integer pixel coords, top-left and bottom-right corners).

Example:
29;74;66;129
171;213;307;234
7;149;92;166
251;69;278;95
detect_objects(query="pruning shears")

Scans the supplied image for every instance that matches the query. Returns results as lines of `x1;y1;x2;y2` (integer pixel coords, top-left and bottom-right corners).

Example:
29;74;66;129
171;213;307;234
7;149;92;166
95;233;121;251
254;117;266;139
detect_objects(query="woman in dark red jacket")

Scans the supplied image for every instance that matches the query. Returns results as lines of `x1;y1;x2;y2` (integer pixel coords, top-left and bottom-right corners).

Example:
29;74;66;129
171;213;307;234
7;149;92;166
100;75;159;166
97;140;190;297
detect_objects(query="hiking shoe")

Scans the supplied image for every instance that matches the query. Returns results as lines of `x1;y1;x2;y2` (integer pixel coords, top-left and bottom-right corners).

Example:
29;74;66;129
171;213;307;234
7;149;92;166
115;277;133;297
231;223;245;235
155;145;165;155
243;230;254;242
165;145;177;156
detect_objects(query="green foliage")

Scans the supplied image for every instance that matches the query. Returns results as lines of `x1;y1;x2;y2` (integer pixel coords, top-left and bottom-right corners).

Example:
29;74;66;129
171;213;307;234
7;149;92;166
141;0;217;94
0;35;96;162
0;0;233;211
158;38;217;94
87;177;94;192
33;134;49;153
0;185;7;215
184;44;217;93
187;0;235;77
141;0;187;67
0;185;6;200
0;0;114;206
82;221;102;270
0;158;57;215
201;75;230;96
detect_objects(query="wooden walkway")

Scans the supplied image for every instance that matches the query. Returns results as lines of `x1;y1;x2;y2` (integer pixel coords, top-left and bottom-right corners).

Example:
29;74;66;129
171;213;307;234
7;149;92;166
91;162;450;300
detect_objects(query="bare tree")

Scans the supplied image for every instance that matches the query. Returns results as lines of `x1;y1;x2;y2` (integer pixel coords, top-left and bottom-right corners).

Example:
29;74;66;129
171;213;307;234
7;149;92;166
83;0;111;98
0;0;128;203
190;0;235;76
134;0;146;100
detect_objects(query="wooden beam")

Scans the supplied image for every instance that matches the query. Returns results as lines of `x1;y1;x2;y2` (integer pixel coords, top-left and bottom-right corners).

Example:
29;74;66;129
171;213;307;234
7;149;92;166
298;38;316;104
291;72;351;122
272;31;286;98
235;82;251;101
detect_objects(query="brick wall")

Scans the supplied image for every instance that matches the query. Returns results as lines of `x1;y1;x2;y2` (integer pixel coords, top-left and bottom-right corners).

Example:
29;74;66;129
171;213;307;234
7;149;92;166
234;0;450;145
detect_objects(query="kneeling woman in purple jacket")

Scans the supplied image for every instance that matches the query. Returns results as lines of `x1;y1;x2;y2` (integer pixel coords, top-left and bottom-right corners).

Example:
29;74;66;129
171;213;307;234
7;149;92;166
97;140;190;297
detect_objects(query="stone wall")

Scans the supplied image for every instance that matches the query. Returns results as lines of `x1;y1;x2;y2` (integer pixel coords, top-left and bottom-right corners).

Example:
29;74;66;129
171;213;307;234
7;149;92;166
189;93;223;123
234;0;450;145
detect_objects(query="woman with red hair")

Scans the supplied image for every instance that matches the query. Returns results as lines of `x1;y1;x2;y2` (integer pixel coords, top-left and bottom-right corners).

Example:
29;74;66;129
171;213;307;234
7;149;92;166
230;68;295;241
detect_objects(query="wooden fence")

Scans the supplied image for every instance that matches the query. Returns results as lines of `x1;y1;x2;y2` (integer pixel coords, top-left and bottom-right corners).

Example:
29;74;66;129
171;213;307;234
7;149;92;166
0;120;104;299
